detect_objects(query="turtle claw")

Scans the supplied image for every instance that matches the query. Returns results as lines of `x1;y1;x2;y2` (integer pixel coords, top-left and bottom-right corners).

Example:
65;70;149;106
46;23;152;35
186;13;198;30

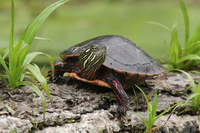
117;102;130;115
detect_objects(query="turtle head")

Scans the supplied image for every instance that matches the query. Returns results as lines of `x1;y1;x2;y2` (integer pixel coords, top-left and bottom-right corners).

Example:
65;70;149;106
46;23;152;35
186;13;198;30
79;44;107;80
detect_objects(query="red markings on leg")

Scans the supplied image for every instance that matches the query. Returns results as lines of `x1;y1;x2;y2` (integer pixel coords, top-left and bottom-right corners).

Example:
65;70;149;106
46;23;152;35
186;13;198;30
68;73;111;88
112;80;122;105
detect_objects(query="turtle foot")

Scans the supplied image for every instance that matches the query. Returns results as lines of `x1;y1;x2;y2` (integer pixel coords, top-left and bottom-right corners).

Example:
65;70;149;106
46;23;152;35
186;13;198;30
117;102;130;115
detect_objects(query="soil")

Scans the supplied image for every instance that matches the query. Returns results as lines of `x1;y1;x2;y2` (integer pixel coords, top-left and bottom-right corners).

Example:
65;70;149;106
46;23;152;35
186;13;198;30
0;72;200;133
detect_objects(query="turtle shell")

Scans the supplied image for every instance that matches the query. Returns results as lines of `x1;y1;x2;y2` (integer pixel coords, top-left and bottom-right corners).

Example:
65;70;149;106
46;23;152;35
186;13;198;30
60;35;164;75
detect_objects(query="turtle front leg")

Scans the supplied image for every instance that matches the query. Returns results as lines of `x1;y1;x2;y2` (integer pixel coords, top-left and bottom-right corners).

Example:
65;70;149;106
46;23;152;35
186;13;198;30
99;68;130;114
48;61;66;81
48;61;80;81
110;78;130;114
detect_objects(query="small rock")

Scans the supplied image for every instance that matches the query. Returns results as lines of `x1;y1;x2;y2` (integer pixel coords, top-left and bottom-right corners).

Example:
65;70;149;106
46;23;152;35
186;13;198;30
4;104;15;115
0;115;32;133
0;103;4;110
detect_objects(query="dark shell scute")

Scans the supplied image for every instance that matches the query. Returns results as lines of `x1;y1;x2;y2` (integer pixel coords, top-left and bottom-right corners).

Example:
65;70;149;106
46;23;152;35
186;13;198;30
100;35;164;74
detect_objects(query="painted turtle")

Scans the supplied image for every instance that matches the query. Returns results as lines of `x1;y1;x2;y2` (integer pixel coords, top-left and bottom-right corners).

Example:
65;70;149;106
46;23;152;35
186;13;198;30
48;35;165;114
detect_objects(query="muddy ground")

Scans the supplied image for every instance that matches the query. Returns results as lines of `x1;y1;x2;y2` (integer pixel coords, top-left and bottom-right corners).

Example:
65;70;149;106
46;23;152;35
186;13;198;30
0;72;200;133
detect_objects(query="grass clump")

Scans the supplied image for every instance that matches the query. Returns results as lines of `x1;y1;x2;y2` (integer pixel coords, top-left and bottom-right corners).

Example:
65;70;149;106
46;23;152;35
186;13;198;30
133;86;179;133
149;0;200;70
175;69;200;114
0;0;69;118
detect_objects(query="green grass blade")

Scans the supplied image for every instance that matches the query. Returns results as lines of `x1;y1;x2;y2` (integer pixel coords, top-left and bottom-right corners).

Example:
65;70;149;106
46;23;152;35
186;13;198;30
172;17;178;30
9;0;15;54
154;102;180;123
186;41;200;54
132;87;139;112
19;22;32;45
30;84;46;119
0;47;8;56
151;90;157;120
2;50;9;60
35;37;54;43
9;41;25;88
135;85;154;130
169;27;180;68
147;21;171;33
183;93;200;104
195;79;200;94
175;69;196;90
17;44;30;68
0;52;10;78
24;52;46;65
190;70;200;75
132;111;148;127
21;52;54;81
147;102;152;125
185;86;193;93
11;66;25;87
178;0;189;47
0;47;8;59
0;74;8;88
164;40;170;54
7;0;15;88
26;64;52;102
20;81;46;119
19;0;69;46
24;52;54;79
21;52;45;81
189;23;200;45
177;54;200;64
136;85;149;105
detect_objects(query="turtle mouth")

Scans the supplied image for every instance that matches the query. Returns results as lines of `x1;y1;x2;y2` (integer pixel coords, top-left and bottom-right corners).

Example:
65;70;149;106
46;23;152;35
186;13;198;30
60;47;81;60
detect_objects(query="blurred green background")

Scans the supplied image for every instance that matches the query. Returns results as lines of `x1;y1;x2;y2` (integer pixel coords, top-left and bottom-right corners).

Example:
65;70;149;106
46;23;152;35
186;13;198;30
0;0;200;75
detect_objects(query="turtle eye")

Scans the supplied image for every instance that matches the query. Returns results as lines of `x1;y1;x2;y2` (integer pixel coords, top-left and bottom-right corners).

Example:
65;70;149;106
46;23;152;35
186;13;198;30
91;45;99;51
